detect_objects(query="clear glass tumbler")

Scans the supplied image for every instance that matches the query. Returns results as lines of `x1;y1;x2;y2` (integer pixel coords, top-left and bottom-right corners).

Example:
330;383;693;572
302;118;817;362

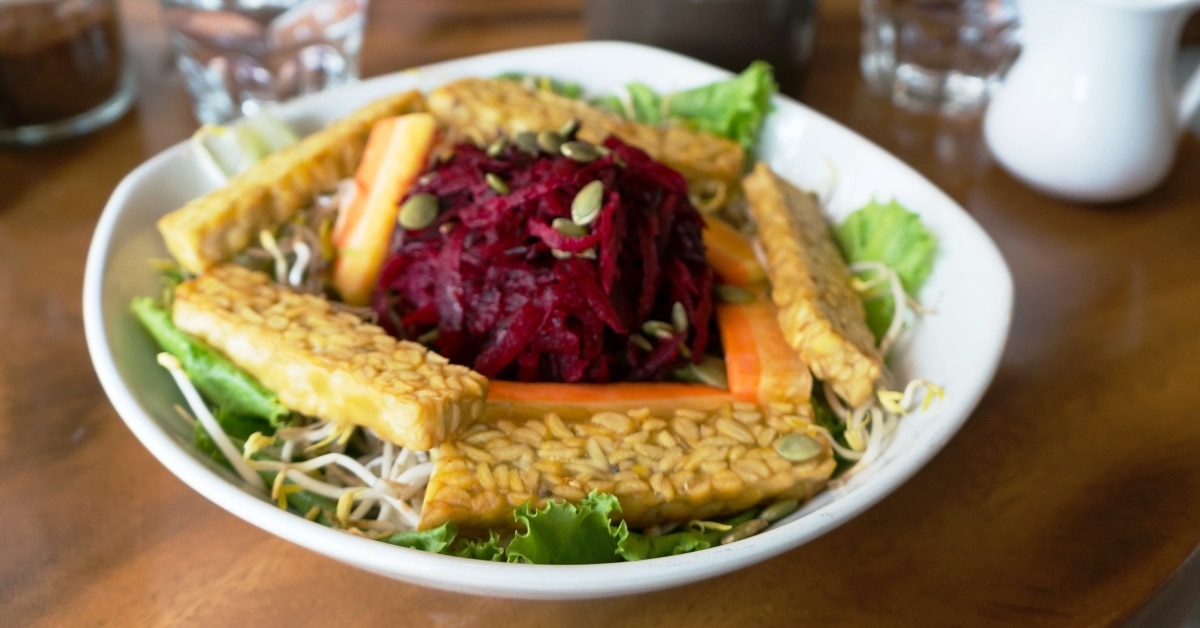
860;0;1020;114
0;0;136;146
160;0;367;125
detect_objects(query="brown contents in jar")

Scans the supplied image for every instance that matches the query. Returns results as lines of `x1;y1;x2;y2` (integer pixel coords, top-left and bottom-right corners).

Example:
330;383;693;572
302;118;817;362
0;0;125;129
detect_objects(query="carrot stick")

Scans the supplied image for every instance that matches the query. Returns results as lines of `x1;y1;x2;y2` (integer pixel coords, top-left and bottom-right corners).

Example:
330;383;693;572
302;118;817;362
717;292;813;405
486;381;734;421
703;216;767;287
332;112;438;306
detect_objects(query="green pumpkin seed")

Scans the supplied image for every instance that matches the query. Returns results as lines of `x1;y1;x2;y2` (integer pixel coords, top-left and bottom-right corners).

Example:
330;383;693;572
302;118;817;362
537;130;564;153
485;136;507;157
397;193;439;230
677;342;692;360
719;517;769;545
774;433;823;462
558;118;580;140
551;248;573;260
642;320;676;340
692;355;729;389
671;301;689;335
561;140;600;163
514;130;538;153
715;284;756;304
578;248;598;260
485;172;510;195
416;328;441;345
551;217;588;238
758;499;800;523
571;180;605;226
629;333;653;352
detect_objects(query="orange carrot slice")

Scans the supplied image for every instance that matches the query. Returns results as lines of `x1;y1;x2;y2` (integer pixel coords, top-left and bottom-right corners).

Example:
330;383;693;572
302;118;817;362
486;380;733;421
703;216;767;287
717;291;812;406
333;112;438;306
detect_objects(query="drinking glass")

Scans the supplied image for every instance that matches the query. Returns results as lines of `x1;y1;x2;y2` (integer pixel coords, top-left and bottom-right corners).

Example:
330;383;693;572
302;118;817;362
860;0;1020;114
160;0;367;125
0;0;135;146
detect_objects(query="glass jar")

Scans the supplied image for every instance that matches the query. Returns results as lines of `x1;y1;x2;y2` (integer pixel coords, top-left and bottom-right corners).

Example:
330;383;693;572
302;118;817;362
0;0;135;146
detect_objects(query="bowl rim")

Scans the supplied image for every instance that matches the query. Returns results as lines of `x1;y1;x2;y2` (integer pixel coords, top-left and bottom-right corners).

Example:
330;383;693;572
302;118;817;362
83;40;1014;599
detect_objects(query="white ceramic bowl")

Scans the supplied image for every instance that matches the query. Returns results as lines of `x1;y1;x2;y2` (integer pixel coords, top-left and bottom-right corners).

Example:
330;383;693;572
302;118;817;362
83;41;1013;599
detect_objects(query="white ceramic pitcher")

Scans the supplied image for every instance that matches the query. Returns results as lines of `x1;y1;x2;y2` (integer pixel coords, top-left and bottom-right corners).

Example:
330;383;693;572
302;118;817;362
983;0;1200;203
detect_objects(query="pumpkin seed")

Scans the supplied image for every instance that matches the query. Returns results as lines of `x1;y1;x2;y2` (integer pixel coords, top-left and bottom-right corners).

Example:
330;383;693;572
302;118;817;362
642;320;676;340
485;172;510;195
558;118;580;140
671;301;689;335
692;355;729;389
551;248;573;260
758;499;800;523
715;284;756;304
561;140;600;163
397;193;438;230
551;217;588;238
416;328;440;345
578;248;598;260
720;517;769;545
677;342;692;360
537;130;564;153
514;130;538;153
571;180;604;226
774;433;823;462
485;136;507;157
629;333;653;352
417;172;437;186
438;221;457;235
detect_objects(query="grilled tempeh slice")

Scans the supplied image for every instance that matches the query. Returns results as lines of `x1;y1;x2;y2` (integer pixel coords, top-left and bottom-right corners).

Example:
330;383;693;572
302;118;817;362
158;91;427;274
172;264;488;450
743;163;882;407
418;400;834;531
425;77;744;195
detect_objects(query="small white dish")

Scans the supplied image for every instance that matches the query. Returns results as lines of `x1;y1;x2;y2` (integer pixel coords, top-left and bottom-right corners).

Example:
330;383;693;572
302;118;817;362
83;41;1013;599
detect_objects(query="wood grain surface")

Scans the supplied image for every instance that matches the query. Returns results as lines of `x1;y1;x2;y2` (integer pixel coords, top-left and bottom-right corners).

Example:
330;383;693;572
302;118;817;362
3;0;1199;625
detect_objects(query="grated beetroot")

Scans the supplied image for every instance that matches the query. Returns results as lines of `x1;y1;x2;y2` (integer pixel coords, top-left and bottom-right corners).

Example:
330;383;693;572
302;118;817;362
371;136;713;383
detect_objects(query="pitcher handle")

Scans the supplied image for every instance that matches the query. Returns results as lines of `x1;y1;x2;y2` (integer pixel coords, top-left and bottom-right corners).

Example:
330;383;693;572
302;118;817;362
1181;56;1200;131
1182;3;1200;131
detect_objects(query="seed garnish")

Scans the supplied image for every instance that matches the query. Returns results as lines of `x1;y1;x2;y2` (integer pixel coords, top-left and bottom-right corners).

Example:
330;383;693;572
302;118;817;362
571;180;605;226
398;193;439;230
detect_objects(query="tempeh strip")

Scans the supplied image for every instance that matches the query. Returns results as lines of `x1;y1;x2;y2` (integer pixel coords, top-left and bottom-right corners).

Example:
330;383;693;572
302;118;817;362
172;264;488;450
425;77;744;195
158;91;427;274
418;401;834;531
742;163;882;407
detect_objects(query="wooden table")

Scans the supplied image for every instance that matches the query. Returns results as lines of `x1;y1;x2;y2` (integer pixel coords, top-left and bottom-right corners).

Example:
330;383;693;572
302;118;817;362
4;1;1199;625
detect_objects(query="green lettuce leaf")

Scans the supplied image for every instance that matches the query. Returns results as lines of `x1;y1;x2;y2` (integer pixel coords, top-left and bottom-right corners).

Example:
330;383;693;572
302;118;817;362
833;199;937;340
453;531;507;561
506;492;628;564
664;60;777;155
617;508;762;560
131;297;289;424
381;523;459;553
627;82;663;126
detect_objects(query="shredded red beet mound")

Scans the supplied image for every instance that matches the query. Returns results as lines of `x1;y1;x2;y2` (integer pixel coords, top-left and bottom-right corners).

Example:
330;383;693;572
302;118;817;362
371;135;713;383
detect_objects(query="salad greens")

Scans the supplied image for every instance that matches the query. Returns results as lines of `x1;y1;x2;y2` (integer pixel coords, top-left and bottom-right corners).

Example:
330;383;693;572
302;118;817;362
630;61;777;155
834;199;937;341
500;61;777;156
132;297;289;424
